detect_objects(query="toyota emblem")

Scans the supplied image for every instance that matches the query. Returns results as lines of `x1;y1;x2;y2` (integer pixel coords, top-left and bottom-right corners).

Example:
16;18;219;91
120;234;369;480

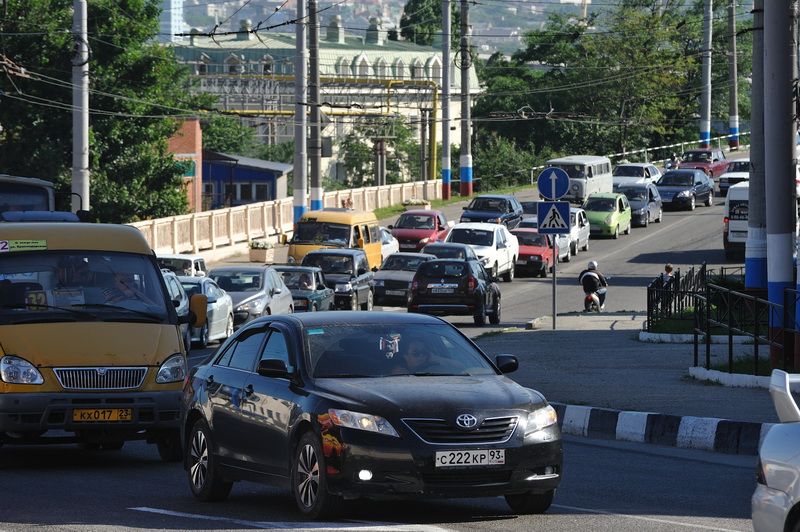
455;414;478;429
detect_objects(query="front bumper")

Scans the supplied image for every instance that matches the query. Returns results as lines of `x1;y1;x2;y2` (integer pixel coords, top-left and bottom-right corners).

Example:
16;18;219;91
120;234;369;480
752;484;791;532
333;293;356;310
374;288;409;307
515;258;548;274
325;425;562;501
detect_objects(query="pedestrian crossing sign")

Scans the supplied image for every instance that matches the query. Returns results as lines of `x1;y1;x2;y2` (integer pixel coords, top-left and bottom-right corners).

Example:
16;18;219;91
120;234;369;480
537;201;570;234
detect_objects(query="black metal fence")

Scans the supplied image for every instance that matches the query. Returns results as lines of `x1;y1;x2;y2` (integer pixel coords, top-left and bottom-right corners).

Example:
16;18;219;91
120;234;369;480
645;262;708;332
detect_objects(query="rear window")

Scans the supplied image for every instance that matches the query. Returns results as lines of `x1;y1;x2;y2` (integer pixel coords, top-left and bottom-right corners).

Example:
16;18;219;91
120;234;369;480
418;262;467;278
513;232;548;247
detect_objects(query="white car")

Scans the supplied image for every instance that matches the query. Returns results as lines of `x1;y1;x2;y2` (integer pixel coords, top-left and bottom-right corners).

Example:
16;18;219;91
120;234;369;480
443;222;519;281
612;163;662;190
569;207;591;256
718;158;749;197
379;226;399;260
157;253;208;277
752;370;800;531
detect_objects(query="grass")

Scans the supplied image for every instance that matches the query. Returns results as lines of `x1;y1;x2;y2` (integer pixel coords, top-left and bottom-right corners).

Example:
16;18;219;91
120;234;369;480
648;307;729;335
708;353;774;377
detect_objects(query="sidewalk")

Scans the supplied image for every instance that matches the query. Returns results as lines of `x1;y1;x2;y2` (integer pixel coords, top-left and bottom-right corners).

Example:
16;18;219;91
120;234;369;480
473;312;775;455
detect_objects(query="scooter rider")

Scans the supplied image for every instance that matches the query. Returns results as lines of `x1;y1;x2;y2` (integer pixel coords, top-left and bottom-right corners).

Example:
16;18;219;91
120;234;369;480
579;260;609;310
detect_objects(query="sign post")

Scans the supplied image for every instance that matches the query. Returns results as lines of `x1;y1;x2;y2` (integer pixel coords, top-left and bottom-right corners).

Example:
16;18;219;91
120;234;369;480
537;168;571;330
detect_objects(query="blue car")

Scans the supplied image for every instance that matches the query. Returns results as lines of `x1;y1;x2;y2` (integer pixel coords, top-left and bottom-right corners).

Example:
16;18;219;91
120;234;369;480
459;194;524;228
274;266;334;312
655;169;714;211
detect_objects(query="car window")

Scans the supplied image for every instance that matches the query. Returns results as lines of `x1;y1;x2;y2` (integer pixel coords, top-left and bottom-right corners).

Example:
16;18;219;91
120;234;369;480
217;325;265;371
260;329;290;367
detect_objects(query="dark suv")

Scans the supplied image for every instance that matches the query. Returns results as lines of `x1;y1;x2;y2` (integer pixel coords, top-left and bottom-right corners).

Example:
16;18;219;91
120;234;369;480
408;258;501;326
459;194;524;229
301;248;374;310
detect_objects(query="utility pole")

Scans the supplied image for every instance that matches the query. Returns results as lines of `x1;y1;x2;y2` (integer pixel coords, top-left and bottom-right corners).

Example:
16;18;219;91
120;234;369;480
292;0;308;222
727;0;739;150
459;0;472;197
72;0;90;212
419;110;428;182
441;0;451;199
308;0;323;211
699;0;712;148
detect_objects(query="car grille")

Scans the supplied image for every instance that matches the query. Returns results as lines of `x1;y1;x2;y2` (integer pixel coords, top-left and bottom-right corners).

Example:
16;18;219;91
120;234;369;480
422;470;512;485
54;367;147;390
403;416;518;444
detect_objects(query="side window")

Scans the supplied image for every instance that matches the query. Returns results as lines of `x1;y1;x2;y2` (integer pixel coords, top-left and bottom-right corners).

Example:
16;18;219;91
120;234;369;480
218;325;266;370
260;329;290;368
359;256;368;273
208;284;221;298
369;223;380;243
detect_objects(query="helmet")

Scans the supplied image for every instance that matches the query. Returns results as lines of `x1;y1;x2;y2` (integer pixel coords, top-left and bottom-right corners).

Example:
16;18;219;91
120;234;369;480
587;261;598;270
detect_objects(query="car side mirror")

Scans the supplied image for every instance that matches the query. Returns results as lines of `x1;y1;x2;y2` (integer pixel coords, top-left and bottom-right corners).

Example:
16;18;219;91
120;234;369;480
281;234;288;245
388;225;394;230
495;354;518;373
258;358;289;378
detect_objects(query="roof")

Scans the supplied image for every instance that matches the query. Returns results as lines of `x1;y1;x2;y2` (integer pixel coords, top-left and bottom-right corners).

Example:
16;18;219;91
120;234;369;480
587;193;625;198
246;310;444;328
0;222;151;254
304;248;366;257
203;150;293;174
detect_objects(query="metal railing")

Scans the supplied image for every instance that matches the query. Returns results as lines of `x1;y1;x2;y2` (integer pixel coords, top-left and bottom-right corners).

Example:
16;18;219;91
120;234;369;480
646;263;708;332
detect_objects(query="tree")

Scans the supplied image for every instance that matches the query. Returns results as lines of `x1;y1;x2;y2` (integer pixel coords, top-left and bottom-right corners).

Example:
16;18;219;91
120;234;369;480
0;0;216;223
399;0;460;47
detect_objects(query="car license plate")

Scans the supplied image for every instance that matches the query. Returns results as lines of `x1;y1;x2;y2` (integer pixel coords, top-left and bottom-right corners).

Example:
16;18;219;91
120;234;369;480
515;259;528;265
431;288;453;294
386;290;405;296
435;449;505;468
73;408;132;422
731;231;747;238
400;243;416;249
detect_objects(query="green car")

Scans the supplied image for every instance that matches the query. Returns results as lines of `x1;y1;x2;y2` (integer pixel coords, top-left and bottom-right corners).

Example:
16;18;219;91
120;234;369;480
582;193;632;239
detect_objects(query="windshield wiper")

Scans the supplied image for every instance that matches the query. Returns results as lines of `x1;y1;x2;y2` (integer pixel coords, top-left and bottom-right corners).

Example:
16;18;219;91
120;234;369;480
75;304;162;321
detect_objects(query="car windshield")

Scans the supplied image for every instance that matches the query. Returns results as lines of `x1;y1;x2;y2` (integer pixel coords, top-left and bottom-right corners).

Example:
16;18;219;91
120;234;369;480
210;272;263;292
513;233;548;247
181;281;202;297
305;323;497;378
424;246;469;259
290;221;351;247
583;198;616;212
394;214;435;229
728;161;749;172
448;228;494;246
682;152;711;163
467;198;505;212
381;256;428;271
303;255;353;275
619;188;647;201
0;250;169;324
658;173;693;186
278;270;314;290
613;166;644;177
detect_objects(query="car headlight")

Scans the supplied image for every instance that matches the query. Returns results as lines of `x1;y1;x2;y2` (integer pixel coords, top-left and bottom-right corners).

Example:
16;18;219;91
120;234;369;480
531;254;542;260
460;217;471;223
419;237;431;244
525;405;557;436
156;353;187;384
287;255;296;265
373;280;384;287
335;282;353;293
329;408;399;437
237;298;266;314
604;216;613;224
1;355;44;384
677;190;691;198
632;208;644;215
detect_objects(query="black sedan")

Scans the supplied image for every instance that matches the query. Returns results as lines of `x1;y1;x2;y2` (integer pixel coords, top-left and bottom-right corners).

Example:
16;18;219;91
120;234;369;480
181;312;562;519
655;169;714;211
407;258;501;325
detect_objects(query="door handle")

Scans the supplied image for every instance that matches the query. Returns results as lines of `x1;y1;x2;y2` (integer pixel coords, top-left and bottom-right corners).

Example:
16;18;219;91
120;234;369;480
205;375;215;385
244;384;254;395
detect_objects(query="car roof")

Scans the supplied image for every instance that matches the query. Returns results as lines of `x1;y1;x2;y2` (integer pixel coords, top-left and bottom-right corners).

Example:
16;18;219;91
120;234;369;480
158;253;205;260
398;209;439;215
662;169;703;176
587;193;624;199
273;265;323;272
385;252;435;259
305;248;365;257
683;148;715;153
209;266;273;273
510;227;542;234
244;311;447;328
569;206;585;213
450;222;502;229
615;162;654;167
177;275;205;283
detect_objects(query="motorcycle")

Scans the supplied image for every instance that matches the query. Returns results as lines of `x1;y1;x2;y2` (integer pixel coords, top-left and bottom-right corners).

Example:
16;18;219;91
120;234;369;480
584;276;610;312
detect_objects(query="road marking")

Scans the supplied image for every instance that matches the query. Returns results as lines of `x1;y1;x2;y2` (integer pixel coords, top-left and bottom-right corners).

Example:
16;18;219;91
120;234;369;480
553;504;742;531
129;507;451;531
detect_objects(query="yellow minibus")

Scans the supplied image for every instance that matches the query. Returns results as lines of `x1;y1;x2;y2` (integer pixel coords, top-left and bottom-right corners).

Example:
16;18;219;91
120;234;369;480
284;209;382;269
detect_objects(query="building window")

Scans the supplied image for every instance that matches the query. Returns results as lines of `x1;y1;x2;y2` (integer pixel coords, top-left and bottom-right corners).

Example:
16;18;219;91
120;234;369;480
255;183;270;201
394;59;405;79
375;58;387;79
262;54;274;75
410;59;422;80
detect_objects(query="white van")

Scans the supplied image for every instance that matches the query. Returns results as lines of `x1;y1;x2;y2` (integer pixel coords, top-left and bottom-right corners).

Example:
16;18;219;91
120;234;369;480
723;182;748;259
544;155;613;203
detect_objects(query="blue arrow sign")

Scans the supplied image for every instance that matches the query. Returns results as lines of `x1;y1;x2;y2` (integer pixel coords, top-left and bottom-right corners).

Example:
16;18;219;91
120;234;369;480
537;201;571;234
537;168;570;200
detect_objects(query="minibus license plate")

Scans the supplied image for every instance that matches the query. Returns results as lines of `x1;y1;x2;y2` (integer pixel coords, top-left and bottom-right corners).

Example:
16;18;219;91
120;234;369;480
73;408;132;422
435;449;505;467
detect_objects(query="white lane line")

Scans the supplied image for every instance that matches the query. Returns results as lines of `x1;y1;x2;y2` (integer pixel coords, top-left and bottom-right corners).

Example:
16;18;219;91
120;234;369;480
129;507;452;531
553;504;743;531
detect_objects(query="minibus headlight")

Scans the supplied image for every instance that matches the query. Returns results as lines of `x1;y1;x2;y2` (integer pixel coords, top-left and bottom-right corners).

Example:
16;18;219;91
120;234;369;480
1;355;44;384
156;353;187;383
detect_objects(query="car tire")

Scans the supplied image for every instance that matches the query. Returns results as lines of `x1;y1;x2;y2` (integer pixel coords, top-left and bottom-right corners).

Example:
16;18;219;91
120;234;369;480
563;246;571;262
491;263;498;279
489;296;501;324
361;290;373;310
656;208;663;223
502;263;514;282
195;323;209;349
157;428;183;462
540;267;548;278
293;431;343;520
706;193;713;207
473;301;486;326
310;302;318;312
223;314;234;340
624;221;631;235
613;225;619;239
187;419;233;502
582;238;589;252
504;489;554;514
349;294;357;311
642;215;648;228
688;195;696;211
183;329;192;356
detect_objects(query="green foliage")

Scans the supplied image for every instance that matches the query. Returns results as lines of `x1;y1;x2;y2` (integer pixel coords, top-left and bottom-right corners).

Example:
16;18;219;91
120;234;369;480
201;116;258;155
399;0;460;47
0;0;216;223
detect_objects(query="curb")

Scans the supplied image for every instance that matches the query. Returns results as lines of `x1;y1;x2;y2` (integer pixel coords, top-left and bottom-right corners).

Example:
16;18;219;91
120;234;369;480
639;331;752;344
552;402;770;455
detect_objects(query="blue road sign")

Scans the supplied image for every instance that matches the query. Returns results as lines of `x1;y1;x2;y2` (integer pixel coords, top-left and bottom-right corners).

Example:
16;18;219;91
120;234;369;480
537;168;570;200
537;201;571;234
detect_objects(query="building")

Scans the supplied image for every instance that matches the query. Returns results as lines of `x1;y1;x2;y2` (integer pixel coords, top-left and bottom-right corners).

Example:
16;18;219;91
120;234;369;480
159;0;184;43
202;150;292;210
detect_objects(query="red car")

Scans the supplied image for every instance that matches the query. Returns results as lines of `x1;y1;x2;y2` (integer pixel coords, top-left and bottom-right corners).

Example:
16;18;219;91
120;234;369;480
510;228;555;278
389;210;452;252
677;148;730;180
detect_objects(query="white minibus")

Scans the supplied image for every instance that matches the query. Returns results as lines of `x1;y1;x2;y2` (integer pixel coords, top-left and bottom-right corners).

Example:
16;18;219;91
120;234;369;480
723;181;748;259
544;155;613;203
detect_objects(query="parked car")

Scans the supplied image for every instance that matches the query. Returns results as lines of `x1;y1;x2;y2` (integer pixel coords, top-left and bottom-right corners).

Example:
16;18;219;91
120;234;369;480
157;253;208;277
181;312;562;519
443;222;519;281
162;269;192;354
420;242;479;260
752;370;800;531
408;258;502;325
378;226;399;259
718;158;750;197
208;266;294;328
459;194;524;229
612;163;662;190
510;228;555;278
371;252;436;307
301;248;374;310
273;266;334;312
582;192;632;239
389;210;453;252
518;217;572;262
568;207;591;254
677;148;730;180
521;201;538;218
656;169;714;210
179;275;235;348
617;182;663;227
